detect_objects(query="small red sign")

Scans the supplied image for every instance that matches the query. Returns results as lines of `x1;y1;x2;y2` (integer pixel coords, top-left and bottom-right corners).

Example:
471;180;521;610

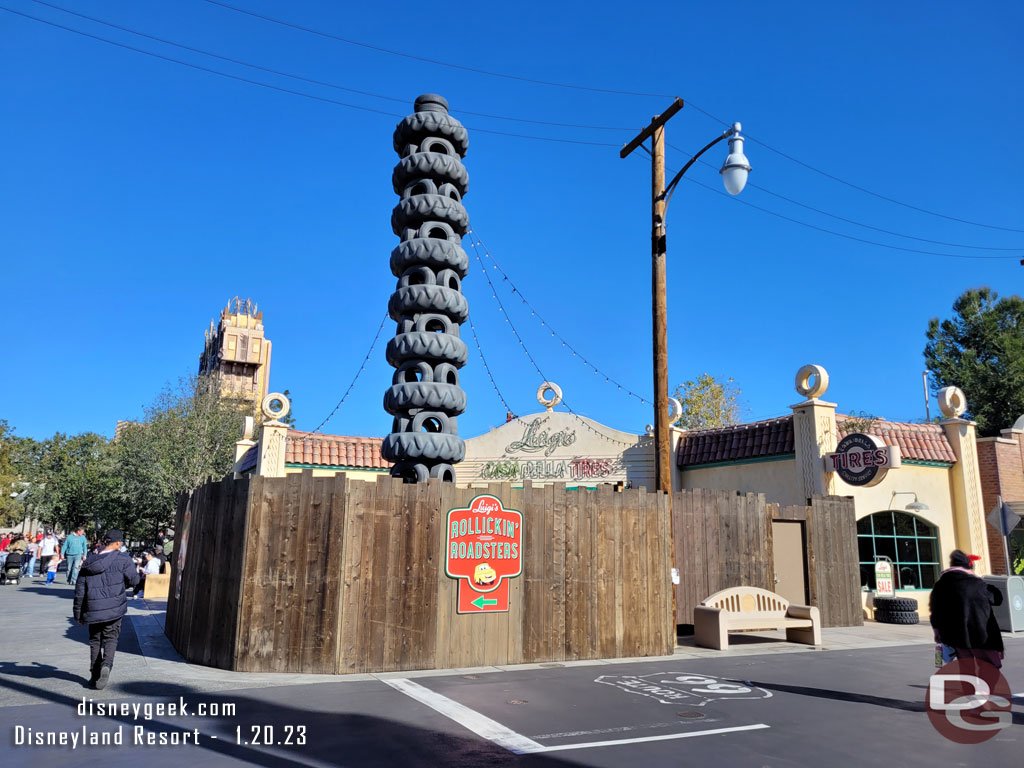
445;495;522;613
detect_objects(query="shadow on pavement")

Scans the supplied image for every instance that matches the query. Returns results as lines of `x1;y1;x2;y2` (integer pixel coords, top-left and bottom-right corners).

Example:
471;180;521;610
753;680;1024;723
0;674;573;766
0;661;89;687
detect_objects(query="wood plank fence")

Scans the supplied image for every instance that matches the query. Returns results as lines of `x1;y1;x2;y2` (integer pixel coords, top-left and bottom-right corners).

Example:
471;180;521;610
670;489;862;629
165;473;674;673
166;476;862;674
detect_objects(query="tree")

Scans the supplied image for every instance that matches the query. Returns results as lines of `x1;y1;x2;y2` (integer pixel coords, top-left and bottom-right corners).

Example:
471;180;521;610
25;432;123;536
924;287;1024;437
672;373;741;430
114;373;245;539
0;420;25;526
279;388;296;426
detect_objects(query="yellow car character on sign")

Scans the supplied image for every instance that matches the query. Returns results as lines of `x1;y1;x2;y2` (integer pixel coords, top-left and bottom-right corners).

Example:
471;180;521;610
473;562;497;586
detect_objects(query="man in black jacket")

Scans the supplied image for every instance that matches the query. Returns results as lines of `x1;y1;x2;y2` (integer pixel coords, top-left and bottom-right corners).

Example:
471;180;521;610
929;549;1004;669
73;530;139;689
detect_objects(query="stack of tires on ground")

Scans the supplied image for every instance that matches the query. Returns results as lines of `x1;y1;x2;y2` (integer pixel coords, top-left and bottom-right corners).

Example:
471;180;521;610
872;596;919;624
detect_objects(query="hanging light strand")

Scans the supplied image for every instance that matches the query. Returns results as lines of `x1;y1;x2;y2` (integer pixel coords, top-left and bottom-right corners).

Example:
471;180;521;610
468;237;635;447
469;227;650;406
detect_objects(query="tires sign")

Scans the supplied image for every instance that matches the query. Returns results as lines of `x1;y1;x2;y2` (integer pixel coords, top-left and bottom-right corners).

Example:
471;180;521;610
875;559;895;597
445;495;522;613
825;433;901;487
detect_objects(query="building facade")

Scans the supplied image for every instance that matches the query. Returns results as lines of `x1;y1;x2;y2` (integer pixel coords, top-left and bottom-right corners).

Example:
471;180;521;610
198;297;272;417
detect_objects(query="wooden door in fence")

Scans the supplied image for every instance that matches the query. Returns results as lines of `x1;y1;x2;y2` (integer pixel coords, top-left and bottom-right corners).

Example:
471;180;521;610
671;490;862;628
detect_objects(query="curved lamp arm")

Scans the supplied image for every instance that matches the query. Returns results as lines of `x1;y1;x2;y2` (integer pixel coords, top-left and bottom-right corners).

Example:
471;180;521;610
663;126;735;206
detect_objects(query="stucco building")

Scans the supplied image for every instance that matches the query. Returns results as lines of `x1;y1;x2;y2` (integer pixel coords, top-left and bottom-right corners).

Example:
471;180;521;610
237;366;995;615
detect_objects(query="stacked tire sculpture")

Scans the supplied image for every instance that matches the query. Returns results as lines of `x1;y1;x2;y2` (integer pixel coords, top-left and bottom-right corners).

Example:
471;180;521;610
873;595;920;625
382;94;470;484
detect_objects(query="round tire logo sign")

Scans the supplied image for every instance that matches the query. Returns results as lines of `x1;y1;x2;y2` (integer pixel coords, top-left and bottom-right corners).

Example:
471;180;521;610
825;433;900;487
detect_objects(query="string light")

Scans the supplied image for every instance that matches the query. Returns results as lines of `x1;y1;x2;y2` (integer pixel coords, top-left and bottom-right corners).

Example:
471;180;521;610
468;234;636;447
470;227;650;407
308;312;389;435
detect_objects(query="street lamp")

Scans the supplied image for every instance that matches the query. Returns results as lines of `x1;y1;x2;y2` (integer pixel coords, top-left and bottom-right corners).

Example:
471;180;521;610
620;98;750;493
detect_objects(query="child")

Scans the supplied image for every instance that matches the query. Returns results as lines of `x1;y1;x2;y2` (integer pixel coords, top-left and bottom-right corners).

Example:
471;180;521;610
46;554;59;584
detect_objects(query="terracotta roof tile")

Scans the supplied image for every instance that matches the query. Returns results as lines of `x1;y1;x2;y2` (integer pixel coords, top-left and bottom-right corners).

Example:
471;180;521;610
677;416;795;468
677;413;958;468
836;416;956;464
284;430;391;470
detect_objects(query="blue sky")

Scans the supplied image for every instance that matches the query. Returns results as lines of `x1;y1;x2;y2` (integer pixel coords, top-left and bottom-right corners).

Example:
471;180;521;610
2;0;1022;442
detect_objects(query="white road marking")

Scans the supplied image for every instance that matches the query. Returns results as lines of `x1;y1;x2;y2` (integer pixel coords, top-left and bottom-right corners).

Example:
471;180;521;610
384;677;768;755
525;724;771;753
382;678;544;754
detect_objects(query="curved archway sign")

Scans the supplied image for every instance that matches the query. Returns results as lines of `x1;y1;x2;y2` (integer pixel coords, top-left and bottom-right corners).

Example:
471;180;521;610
825;433;902;487
445;495;522;613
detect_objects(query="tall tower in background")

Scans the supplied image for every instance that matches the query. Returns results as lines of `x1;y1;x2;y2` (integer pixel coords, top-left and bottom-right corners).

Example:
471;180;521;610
198;297;272;415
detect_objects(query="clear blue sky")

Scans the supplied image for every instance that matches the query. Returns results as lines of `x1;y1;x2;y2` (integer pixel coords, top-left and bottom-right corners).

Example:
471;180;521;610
2;0;1022;442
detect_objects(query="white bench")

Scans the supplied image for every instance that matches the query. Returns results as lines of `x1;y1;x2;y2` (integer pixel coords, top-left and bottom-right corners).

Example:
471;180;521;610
694;586;821;650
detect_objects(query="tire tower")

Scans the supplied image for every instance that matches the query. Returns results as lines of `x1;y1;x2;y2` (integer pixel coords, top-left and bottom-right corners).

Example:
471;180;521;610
382;94;470;483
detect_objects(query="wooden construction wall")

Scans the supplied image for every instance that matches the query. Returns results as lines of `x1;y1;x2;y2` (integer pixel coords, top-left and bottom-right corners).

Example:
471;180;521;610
769;496;863;629
165;477;250;669
671;490;862;629
165;473;674;674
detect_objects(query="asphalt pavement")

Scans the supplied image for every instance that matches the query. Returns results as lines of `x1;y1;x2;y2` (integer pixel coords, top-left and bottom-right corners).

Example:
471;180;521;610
1;570;1021;767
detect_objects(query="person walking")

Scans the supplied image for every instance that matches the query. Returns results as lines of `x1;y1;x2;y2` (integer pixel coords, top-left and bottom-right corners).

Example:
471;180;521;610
23;537;39;577
37;531;59;584
73;530;139;690
61;526;89;585
929;549;1005;669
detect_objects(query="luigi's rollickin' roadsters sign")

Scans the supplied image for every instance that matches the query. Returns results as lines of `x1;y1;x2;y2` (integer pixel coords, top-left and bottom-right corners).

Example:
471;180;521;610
825;433;901;487
445;495;522;613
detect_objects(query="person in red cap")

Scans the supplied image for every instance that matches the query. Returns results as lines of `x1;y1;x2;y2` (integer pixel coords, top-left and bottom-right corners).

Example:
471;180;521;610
929;549;1004;668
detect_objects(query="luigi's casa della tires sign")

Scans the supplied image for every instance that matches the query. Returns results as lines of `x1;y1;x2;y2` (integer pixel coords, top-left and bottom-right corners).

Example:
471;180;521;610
445;495;523;613
825;433;901;487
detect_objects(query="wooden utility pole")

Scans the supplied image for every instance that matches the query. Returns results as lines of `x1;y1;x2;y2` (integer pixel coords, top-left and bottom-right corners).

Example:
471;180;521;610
621;98;684;493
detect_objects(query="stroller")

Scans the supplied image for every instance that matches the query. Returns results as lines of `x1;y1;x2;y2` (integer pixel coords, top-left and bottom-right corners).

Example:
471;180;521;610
1;551;25;585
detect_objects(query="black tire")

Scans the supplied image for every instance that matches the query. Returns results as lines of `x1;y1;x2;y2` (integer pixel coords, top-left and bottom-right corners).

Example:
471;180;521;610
874;609;919;625
873;596;918;612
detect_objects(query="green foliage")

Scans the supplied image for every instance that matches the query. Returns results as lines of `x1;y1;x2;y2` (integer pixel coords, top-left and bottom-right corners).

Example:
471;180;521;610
24;432;121;536
114;374;244;538
0;420;26;526
279;388;296;426
672;373;741;430
841;411;879;434
11;373;245;541
925;287;1024;437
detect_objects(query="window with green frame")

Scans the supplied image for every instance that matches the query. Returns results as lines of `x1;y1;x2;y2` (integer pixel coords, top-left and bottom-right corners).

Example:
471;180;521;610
857;510;941;590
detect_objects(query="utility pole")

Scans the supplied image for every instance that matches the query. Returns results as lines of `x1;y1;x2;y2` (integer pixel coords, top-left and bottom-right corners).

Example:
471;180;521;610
621;98;684;493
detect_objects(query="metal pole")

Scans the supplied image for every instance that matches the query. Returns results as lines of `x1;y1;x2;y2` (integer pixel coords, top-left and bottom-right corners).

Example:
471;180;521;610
923;370;930;422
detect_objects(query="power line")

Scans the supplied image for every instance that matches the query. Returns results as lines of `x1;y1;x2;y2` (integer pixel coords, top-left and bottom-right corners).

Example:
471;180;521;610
13;4;1019;249
747;136;1024;235
678;170;1019;260
31;0;633;133
311;313;389;434
2;5;619;148
672;147;1022;252
204;0;672;99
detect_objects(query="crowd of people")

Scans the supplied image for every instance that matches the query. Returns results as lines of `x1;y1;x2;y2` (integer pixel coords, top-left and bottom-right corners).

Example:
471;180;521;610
0;528;171;594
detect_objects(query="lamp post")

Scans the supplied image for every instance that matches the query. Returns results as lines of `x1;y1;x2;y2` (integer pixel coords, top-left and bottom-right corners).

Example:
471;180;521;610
620;98;751;493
